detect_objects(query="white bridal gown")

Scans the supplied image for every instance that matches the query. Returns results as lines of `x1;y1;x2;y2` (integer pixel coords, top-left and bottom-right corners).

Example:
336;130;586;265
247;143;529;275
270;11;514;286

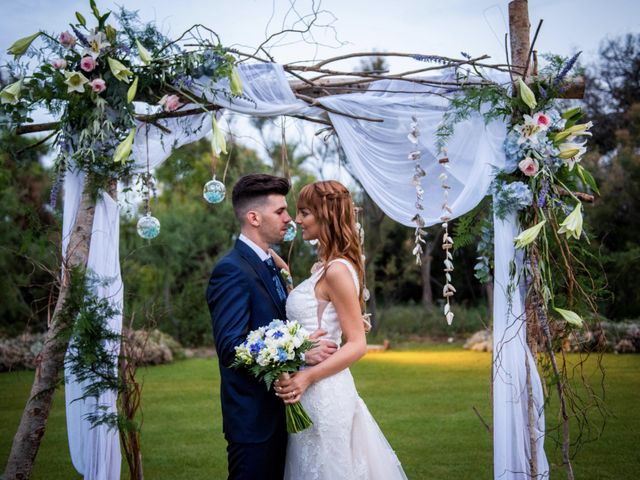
284;259;408;480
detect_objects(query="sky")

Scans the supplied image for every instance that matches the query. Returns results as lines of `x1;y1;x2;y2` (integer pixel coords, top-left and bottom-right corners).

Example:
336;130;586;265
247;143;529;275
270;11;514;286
1;0;638;176
2;0;638;67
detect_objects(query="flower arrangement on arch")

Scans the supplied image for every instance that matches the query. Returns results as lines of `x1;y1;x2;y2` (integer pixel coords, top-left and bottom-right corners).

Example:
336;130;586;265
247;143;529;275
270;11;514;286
0;0;240;185
492;56;601;329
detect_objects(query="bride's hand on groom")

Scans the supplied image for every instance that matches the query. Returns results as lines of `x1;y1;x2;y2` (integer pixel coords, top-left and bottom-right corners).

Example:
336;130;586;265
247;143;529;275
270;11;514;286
304;328;338;366
275;371;312;405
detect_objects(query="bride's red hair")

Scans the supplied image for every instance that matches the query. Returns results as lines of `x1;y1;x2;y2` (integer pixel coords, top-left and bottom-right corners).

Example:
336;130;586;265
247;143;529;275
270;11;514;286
297;180;365;308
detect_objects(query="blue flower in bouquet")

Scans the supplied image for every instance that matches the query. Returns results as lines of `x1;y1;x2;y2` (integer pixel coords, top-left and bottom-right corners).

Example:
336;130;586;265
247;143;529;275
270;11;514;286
277;348;289;362
503;131;523;173
250;339;266;356
493;180;533;219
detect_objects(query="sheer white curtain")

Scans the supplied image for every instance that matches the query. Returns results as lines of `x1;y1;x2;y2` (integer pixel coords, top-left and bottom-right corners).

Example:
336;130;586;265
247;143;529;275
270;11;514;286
63;170;122;480
493;211;549;479
63;62;547;480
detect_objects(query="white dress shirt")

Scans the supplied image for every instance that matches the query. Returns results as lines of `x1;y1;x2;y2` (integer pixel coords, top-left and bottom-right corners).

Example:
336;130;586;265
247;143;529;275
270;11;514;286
238;233;270;261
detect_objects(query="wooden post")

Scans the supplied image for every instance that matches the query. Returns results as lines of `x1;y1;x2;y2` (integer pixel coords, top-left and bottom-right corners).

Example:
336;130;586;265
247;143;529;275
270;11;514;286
508;2;538;479
508;2;575;479
4;187;96;479
509;0;531;78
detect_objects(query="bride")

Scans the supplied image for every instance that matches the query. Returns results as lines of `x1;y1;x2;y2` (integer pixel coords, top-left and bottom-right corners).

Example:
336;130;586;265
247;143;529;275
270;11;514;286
274;180;407;480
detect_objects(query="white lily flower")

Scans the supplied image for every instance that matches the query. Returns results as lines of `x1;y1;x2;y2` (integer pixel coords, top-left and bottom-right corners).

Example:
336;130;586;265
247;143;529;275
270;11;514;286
83;31;111;59
0;79;23;104
558;203;583;240
554;308;584;327
513;114;546;145
64;71;89;93
563;121;593;141
514;219;546;249
211;115;227;156
558;141;587;170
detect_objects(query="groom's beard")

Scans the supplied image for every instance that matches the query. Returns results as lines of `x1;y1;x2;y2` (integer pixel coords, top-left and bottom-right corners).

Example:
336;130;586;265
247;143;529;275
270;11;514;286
261;224;289;246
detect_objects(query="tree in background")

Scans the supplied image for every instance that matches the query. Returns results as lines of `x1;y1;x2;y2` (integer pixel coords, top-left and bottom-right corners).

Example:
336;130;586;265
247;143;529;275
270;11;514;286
121;139;268;345
583;34;640;320
0;129;58;336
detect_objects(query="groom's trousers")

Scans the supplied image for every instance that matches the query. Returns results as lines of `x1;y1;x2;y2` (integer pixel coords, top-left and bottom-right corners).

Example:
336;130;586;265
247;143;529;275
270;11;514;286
226;423;287;480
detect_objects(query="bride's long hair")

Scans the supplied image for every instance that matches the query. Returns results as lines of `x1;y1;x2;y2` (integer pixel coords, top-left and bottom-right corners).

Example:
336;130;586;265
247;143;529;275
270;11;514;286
297;180;365;308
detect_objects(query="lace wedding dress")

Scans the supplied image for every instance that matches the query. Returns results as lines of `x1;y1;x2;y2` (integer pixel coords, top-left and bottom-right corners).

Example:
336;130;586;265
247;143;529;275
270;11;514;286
284;259;408;480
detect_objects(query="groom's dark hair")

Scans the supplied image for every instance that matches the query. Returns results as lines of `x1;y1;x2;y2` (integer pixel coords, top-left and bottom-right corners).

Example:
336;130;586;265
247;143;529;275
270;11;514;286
232;173;291;222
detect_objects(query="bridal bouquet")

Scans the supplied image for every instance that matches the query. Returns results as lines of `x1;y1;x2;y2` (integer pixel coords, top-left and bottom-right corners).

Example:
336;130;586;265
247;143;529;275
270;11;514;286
232;319;315;433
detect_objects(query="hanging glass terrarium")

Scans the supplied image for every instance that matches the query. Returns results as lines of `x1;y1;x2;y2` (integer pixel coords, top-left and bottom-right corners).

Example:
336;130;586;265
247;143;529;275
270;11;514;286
137;213;160;239
203;175;226;204
284;220;297;241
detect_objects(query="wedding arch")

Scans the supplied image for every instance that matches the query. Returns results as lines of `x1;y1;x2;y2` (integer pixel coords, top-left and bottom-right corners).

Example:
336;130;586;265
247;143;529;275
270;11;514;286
2;1;600;479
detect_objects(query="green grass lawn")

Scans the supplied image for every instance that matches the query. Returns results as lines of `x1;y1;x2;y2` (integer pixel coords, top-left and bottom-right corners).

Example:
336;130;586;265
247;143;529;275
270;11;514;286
1;346;638;479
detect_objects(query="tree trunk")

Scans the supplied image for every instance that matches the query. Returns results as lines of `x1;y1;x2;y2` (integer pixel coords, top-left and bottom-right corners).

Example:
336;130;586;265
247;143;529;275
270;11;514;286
420;227;442;311
484;280;494;323
420;248;433;310
4;187;96;480
509;0;531;78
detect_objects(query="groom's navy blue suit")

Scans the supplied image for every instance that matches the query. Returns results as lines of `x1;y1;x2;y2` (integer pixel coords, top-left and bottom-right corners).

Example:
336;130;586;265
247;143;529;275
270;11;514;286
207;239;288;480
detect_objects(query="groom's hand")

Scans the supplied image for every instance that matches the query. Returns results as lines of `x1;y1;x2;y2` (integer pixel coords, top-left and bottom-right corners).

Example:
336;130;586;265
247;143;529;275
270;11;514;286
304;328;338;366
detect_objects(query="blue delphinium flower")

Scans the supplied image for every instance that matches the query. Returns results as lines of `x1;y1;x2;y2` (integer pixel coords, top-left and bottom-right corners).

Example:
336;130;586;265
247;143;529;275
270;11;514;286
537;178;550;208
277;348;288;362
272;330;284;339
250;339;266;356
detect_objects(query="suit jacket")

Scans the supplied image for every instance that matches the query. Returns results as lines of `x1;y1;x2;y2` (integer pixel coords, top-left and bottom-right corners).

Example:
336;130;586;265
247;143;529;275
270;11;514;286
206;239;288;443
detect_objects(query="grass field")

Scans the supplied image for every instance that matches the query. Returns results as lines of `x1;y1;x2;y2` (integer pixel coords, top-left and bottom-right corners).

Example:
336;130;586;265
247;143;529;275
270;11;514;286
1;346;638;479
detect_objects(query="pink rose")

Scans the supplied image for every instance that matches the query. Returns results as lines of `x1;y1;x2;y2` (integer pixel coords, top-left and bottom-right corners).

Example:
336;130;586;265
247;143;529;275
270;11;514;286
160;94;181;112
518;157;539;177
80;56;96;72
52;58;67;70
89;78;106;94
59;31;76;49
533;112;551;129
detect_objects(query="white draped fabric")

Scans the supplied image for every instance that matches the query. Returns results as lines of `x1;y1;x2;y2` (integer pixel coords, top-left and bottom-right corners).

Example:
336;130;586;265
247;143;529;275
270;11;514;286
63;62;547;479
493;212;549;479
63;170;122;480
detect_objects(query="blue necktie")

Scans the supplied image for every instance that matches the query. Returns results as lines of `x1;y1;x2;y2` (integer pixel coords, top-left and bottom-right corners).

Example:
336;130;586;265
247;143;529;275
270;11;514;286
264;257;287;302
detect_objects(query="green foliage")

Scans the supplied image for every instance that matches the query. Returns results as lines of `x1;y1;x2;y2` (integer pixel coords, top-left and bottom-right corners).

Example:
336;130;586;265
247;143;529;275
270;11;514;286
367;304;489;344
0;131;58;336
119;138;319;346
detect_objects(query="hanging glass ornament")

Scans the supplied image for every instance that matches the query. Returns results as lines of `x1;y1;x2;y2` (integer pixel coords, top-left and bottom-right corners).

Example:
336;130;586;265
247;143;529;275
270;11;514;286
203;175;226;204
137;213;160;239
284;220;297;241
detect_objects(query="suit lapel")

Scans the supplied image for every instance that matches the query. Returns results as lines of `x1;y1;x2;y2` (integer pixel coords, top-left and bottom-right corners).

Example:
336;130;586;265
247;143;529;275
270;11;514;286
234;240;286;319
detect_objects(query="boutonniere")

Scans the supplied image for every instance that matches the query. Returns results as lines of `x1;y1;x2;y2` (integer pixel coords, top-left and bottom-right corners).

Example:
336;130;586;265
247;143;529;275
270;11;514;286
280;268;294;292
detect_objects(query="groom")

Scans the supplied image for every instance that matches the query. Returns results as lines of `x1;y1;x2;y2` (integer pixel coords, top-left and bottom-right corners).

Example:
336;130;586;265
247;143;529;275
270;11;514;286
206;173;336;479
